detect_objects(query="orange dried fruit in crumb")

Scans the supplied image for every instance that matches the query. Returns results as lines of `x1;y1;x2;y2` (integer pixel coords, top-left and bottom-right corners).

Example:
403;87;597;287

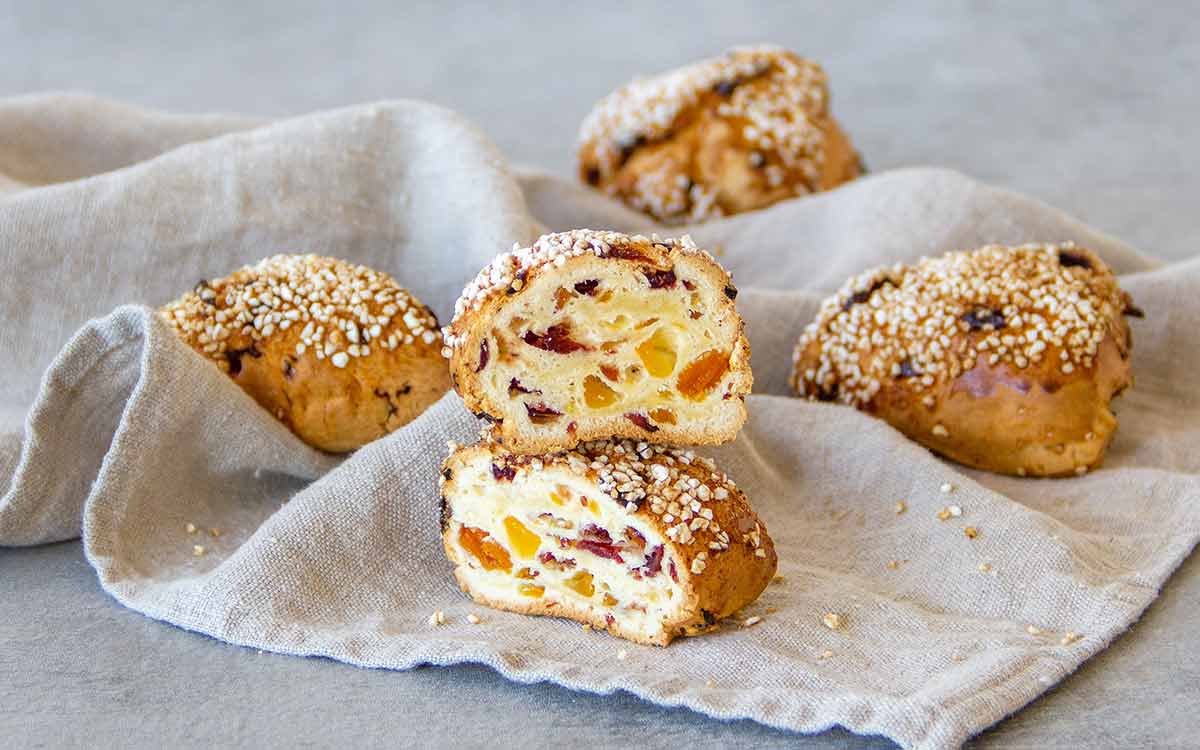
518;583;545;598
503;516;541;559
459;526;512;573
564;571;595;597
649;408;677;425
677;350;730;400
584;374;621;408
636;328;677;378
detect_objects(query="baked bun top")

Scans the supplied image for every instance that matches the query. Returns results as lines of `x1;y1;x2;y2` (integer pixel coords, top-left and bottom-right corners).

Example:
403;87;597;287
459;437;766;567
791;243;1139;406
577;45;833;206
441;229;733;355
162;253;441;372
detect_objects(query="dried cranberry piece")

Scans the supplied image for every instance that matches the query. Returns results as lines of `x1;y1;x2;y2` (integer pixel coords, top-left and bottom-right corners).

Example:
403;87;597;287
962;308;1006;331
224;345;262;376
669;560;679;582
574;279;600;296
525;402;563;424
508;378;538;396
605;614;616;627
522;324;591;353
682;280;696;291
580;524;612;543
491;463;516;482
897;358;920;378
578;540;623;562
624;412;660;432
644;268;677;289
475;339;489;372
639;545;664;578
723;285;738;300
538;550;576;570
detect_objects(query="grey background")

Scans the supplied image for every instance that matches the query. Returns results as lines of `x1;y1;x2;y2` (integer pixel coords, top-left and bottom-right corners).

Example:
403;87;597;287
1;1;1197;748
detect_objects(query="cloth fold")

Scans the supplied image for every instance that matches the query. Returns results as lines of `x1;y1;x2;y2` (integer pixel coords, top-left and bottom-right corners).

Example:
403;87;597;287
1;95;1197;750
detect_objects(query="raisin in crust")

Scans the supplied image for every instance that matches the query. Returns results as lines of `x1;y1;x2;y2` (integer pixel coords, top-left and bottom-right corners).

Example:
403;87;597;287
577;44;862;225
442;230;753;455
791;243;1139;477
161;254;450;453
439;439;777;646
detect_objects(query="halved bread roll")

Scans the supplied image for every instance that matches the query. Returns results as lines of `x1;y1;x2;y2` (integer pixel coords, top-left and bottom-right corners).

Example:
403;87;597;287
439;438;777;646
442;230;752;455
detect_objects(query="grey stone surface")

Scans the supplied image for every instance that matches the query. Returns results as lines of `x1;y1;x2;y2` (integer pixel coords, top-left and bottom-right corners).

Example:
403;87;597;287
1;1;1196;748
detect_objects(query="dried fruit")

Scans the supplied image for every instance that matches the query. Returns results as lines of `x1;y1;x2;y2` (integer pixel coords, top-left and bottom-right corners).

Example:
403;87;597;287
574;279;600;295
640;545;664;577
564;571;595;598
624;527;646;549
517;583;545;598
962;308;1006;331
677;350;730;401
491;463;516;482
525;402;563;424
553;287;573;311
644;268;677;289
459;526;512;573
1058;249;1093;270
503;516;542;559
624;412;660;433
636;328;677;377
538;550;576;570
584;374;621;409
602;594;618;607
648;408;676;425
572;525;625;562
508;378;537;397
599;364;621;382
523;324;591;353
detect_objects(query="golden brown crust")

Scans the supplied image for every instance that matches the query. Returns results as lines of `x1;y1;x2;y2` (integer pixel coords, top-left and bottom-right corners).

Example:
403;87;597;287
439;439;777;645
161;254;450;452
577;45;862;224
443;230;753;455
791;243;1138;477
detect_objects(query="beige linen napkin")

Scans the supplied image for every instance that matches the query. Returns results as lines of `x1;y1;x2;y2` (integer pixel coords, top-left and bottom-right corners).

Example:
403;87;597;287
1;94;1197;750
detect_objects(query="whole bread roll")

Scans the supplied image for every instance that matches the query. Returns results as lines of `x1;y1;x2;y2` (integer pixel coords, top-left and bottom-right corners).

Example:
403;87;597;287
442;229;752;455
790;243;1140;477
440;438;777;646
577;44;862;224
161;254;450;452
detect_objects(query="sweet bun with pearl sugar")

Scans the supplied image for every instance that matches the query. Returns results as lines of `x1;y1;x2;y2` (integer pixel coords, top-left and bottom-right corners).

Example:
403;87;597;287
442;229;753;455
577;44;862;224
790;243;1140;477
161;254;450;453
439;438;777;646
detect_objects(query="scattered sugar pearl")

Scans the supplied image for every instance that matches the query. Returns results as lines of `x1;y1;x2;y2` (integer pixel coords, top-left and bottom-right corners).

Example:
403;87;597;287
742;616;763;628
1026;624;1042;636
185;523;197;534
940;483;954;494
466;613;482;625
617;649;628;661
192;545;206;557
822;612;844;631
894;500;907;514
428;610;446;626
1061;631;1082;645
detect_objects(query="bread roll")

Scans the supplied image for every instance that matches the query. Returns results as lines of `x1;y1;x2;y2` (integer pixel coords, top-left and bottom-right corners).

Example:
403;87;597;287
578;44;862;224
161;254;450;452
442;230;752;455
440;438;777;646
791;243;1139;477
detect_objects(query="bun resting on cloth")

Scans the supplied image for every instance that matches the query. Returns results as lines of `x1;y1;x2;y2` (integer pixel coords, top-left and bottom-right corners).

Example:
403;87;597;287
439;438;777;646
442;229;753;455
790;243;1140;477
160;254;450;453
577;44;862;225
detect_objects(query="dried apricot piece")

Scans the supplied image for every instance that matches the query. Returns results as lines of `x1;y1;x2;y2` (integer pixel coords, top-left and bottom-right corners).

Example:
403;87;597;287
503;516;541;559
677;350;730;401
602;594;618;607
583;374;621;409
563;571;595;598
636;328;677;378
599;364;621;382
649;408;676;425
518;583;545;598
458;526;512;573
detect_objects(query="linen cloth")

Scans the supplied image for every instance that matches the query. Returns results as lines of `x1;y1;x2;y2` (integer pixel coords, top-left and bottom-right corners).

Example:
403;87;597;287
1;93;1197;750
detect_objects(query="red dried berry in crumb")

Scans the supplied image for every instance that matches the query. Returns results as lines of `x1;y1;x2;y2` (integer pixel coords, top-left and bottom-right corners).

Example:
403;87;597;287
682;279;696;291
600;364;620;381
491;463;516;482
580;524;612;543
567;421;578;434
522;324;591;353
624;412;660;432
639;545;664;577
644;268;677;289
475;339;489;372
606;245;650;262
624;527;646;548
574;279;600;295
525;402;563;424
605;614;616;627
508;378;537;396
669;560;679;582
